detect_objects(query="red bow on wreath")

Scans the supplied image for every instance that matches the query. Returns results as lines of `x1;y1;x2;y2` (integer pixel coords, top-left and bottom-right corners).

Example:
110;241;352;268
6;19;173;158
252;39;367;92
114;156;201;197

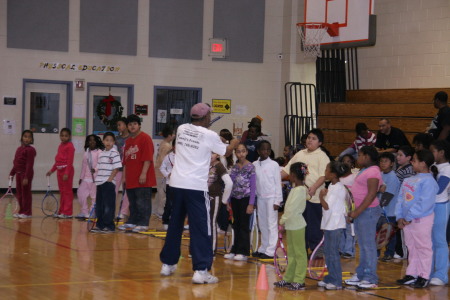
102;94;116;117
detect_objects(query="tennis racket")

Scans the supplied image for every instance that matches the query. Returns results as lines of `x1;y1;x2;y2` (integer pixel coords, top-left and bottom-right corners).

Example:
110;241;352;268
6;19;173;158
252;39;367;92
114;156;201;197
343;186;355;236
115;183;126;226
1;176;19;217
308;236;326;279
376;208;396;250
86;202;97;231
274;225;288;278
224;223;234;253
41;176;58;216
249;209;259;255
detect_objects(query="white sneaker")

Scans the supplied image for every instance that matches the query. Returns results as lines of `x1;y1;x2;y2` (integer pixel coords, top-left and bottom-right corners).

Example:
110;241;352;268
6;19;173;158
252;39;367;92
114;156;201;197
223;253;235;260
357;280;378;289
344;274;360;286
13;213;19;218
192;270;219;284
58;214;72;219
132;226;149;233
233;254;248;261
429;277;446;286
160;264;177;276
325;283;342;290
163;224;168;230
184;225;189;230
317;280;327;287
118;224;136;230
18;214;32;219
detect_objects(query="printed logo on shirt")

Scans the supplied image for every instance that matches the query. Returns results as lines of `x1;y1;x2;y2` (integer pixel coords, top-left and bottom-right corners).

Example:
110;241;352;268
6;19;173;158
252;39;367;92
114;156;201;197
125;145;139;160
405;192;414;202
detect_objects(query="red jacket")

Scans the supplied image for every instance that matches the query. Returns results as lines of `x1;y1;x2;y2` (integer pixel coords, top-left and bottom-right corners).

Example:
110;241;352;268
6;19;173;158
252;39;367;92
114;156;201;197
10;145;36;179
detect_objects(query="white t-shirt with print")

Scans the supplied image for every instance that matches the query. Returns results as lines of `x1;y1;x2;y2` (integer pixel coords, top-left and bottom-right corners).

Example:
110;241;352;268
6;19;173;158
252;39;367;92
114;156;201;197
170;123;227;191
320;181;347;230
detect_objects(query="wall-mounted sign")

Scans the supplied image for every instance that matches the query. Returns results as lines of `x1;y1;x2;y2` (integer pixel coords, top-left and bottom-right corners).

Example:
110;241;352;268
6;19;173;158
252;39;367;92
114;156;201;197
135;104;148;116
212;99;231;114
75;79;85;91
39;62;120;73
3;97;16;105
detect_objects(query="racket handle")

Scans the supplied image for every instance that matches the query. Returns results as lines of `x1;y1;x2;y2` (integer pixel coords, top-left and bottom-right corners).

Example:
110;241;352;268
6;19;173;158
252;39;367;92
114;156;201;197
8;176;13;187
47;176;50;187
350;223;355;236
209;115;224;127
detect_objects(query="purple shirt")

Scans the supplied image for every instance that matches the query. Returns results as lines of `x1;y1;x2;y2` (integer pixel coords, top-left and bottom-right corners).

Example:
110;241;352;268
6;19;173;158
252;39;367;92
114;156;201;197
230;162;256;205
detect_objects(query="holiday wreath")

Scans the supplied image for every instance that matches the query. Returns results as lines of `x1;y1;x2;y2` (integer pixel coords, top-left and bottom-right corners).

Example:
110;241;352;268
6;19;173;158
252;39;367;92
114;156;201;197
96;94;123;129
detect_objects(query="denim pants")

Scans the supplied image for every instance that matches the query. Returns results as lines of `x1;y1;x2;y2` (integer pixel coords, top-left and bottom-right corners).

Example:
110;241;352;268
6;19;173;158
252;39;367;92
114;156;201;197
339;222;355;256
126;187;152;226
95;182;116;230
324;229;345;286
430;202;449;283
354;206;381;283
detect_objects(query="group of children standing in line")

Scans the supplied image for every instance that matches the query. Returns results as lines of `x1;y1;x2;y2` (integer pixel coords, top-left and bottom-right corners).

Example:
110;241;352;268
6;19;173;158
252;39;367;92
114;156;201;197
8;118;449;290
273;132;450;290
9;114;157;234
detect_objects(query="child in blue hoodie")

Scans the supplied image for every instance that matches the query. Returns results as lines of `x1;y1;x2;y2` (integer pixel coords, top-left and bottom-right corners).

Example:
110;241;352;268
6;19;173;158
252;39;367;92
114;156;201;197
395;150;438;288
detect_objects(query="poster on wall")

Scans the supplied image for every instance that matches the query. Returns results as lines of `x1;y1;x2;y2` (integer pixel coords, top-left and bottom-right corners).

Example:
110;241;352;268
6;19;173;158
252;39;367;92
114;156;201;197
72;118;86;136
93;95;123;135
212;99;231;114
30;92;60;134
157;109;167;123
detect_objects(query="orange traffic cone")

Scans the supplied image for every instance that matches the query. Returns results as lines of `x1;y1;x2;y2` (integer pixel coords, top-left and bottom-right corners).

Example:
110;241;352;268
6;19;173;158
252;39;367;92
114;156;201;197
256;264;269;290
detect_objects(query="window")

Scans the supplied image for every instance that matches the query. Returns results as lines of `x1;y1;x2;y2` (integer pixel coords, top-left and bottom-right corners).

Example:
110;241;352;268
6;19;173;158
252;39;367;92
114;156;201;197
153;86;202;138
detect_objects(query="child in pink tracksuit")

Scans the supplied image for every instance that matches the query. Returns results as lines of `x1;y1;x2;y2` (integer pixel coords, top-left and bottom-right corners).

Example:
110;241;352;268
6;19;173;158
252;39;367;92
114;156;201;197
47;128;75;218
75;134;104;219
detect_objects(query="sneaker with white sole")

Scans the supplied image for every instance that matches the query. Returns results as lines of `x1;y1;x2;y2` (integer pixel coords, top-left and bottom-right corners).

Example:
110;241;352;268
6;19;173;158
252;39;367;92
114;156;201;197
224;253;235;260
396;275;416;285
233;254;247;261
58;214;73;219
118;224;136;230
163;224;168;230
160;264;177;276
18;214;32;219
132;226;149;233
357;280;378;289
13;213;20;218
344;274;360;286
317;281;327;287
192;270;219;284
429;277;445;286
325;283;342;290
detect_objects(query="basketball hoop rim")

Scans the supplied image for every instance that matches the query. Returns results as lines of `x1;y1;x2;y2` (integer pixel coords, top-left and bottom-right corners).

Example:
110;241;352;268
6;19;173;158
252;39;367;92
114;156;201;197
296;22;328;29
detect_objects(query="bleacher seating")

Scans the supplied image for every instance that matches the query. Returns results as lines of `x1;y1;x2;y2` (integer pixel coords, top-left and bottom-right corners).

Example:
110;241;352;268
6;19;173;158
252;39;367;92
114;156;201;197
318;88;450;157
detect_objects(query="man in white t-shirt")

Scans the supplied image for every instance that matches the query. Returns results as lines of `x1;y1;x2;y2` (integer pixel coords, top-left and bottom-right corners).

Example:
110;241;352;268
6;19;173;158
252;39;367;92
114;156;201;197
159;103;239;284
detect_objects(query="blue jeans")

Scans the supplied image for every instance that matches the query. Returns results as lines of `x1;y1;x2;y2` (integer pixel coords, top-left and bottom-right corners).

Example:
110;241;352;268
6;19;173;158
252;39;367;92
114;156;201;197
95;182;116;230
126;187;152;226
339;223;355;256
354;206;381;283
430;202;449;283
324;229;344;286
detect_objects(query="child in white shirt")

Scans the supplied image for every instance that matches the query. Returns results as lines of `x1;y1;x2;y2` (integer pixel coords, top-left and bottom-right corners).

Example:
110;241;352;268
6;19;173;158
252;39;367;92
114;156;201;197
253;141;283;259
318;161;350;290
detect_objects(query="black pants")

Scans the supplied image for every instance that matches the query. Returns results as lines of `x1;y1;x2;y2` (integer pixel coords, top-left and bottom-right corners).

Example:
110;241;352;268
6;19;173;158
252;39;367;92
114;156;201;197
160;187;213;271
126;187;152;226
96;182;116;230
303;201;323;251
162;185;173;225
231;197;251;256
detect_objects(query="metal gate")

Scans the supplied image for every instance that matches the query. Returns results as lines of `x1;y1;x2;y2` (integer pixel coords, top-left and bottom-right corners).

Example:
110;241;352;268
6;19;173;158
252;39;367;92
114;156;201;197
284;82;317;148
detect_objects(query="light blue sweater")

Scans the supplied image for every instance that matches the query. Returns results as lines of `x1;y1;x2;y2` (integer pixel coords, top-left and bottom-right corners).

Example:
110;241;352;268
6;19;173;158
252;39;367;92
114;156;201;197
395;173;438;222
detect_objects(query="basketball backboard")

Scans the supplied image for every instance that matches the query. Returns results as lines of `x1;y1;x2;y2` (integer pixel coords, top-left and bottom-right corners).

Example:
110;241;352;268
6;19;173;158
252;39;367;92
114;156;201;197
303;0;376;49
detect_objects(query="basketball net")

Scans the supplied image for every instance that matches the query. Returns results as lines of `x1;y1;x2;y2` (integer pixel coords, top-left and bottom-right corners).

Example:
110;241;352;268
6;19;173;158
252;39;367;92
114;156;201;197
296;23;328;58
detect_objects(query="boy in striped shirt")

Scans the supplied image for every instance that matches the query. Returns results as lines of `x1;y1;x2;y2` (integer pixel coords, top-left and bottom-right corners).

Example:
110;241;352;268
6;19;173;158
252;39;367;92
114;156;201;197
92;132;122;233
